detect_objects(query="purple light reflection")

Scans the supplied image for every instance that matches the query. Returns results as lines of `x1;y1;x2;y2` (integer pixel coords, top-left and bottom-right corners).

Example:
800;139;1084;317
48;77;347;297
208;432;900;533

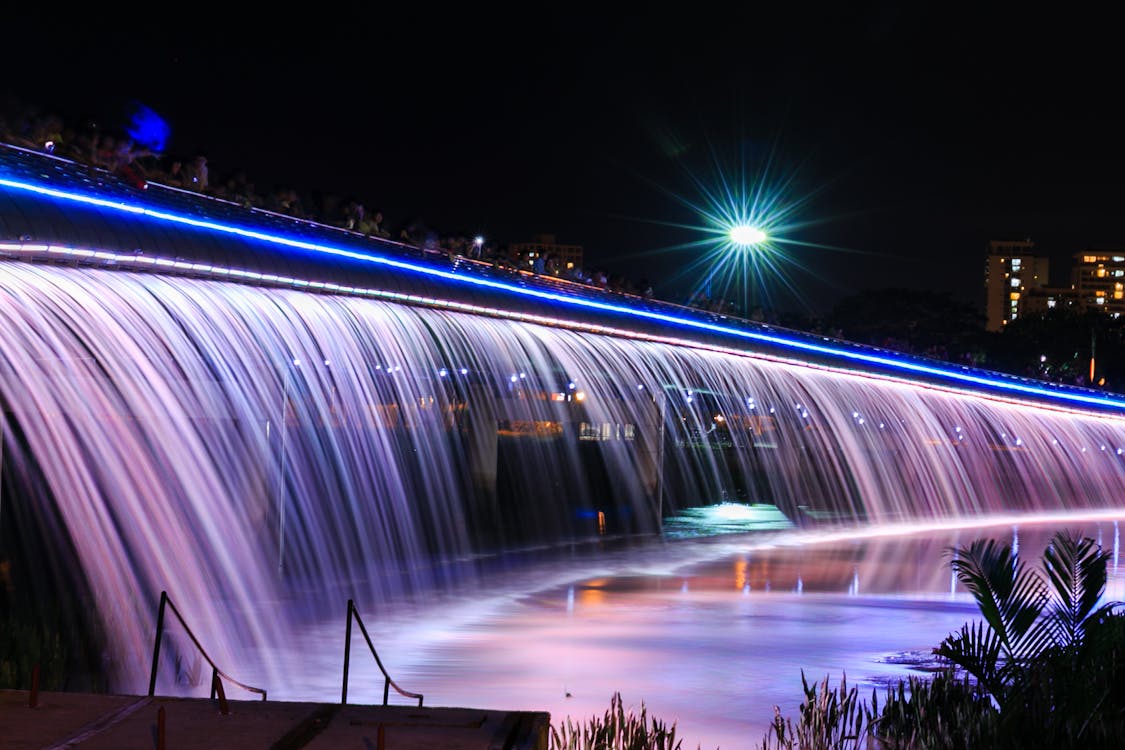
3;260;1125;742
262;516;1124;750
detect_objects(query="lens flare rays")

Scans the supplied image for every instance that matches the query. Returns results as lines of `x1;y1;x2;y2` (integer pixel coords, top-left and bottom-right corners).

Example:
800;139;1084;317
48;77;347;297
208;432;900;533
621;131;884;316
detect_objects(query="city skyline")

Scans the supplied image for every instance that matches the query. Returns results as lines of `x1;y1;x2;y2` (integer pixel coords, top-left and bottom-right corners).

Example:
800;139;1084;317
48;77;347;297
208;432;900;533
3;6;1122;314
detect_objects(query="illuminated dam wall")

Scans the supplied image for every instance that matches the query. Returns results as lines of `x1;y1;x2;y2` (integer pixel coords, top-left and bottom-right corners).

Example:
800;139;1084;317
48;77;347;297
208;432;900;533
3;144;1125;693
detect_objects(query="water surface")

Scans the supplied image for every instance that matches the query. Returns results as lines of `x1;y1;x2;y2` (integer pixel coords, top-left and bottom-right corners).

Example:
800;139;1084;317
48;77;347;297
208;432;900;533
265;513;1124;750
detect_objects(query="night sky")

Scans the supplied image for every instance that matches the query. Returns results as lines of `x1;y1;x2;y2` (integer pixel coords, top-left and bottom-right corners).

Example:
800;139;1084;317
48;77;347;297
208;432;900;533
3;6;1121;315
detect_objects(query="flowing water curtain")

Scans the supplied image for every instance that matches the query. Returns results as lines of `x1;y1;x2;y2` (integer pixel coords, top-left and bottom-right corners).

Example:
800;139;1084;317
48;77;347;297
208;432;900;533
3;261;1125;694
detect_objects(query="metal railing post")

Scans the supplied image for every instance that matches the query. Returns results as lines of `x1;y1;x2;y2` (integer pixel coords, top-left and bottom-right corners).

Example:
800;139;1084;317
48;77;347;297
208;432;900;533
212;670;229;715
341;599;354;704
343;598;423;708
147;589;267;701
148;591;168;696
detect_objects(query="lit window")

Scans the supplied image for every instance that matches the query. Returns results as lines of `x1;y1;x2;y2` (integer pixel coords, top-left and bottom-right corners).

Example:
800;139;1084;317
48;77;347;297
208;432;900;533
1097;267;1107;278
1085;255;1098;263
1010;278;1020;287
1097;297;1106;305
1114;256;1124;262
578;422;614;441
1010;292;1020;300
1047;299;1057;308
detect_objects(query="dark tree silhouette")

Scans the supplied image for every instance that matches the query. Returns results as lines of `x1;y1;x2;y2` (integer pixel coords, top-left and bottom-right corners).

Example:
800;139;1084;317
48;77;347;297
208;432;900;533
822;288;987;364
985;308;1125;388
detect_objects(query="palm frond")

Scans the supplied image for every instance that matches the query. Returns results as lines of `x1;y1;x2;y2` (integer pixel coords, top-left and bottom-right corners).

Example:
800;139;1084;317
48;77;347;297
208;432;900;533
934;619;1006;700
948;538;1050;662
1041;530;1109;648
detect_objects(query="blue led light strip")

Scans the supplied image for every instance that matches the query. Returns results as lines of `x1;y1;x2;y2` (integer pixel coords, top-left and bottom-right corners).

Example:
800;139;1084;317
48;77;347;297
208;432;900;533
3;174;1125;413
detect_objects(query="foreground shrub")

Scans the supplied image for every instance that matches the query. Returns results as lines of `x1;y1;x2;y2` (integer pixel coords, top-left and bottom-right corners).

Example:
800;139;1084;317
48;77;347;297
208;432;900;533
0;612;68;690
867;669;999;749
550;692;686;750
757;671;870;750
759;529;1125;749
934;529;1125;748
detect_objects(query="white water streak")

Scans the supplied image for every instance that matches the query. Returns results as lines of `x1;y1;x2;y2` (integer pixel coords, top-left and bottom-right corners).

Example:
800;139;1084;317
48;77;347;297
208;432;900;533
2;262;1124;695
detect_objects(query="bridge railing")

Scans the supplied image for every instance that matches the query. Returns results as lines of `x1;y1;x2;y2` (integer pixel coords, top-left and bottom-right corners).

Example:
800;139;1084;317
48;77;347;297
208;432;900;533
148;590;267;702
340;598;423;707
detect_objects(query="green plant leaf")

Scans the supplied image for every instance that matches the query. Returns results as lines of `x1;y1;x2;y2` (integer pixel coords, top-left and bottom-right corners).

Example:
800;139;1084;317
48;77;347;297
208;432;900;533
1041;530;1109;648
947;538;1053;664
934;620;1005;700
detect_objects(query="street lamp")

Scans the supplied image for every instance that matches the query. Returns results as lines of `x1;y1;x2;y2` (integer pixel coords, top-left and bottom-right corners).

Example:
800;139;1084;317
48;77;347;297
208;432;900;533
702;225;769;305
729;225;767;247
724;224;770;316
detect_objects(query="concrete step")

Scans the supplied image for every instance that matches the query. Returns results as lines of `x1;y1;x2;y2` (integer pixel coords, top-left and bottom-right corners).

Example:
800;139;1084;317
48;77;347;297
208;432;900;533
0;689;549;749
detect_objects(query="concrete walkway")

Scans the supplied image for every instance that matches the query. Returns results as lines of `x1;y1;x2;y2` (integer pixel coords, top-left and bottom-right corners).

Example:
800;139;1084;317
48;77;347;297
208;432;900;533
0;689;549;749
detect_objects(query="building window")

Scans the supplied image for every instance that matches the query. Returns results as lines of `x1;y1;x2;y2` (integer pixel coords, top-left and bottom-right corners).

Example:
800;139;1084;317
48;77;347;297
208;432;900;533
1010;278;1020;287
579;422;634;441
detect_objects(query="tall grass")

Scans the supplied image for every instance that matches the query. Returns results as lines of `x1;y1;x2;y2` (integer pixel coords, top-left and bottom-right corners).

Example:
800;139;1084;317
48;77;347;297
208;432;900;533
550;692;688;750
756;672;867;750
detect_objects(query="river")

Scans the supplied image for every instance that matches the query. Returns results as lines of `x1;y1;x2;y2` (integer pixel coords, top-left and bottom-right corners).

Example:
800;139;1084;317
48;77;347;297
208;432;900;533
250;509;1124;750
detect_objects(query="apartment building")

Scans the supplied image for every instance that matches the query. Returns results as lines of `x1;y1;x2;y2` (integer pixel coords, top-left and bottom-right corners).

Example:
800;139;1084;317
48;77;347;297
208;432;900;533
984;238;1049;331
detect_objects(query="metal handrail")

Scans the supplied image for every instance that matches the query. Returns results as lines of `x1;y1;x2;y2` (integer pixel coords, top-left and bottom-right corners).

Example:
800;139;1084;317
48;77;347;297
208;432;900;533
148;590;267;701
341;599;423;707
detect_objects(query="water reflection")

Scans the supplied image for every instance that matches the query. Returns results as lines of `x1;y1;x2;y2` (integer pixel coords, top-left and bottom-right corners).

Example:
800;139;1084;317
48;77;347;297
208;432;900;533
301;516;1124;750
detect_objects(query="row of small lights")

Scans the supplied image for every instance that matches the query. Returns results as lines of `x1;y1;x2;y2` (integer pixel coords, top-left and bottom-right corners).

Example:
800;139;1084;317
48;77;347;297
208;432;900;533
4;172;1125;414
4;234;1116;457
4;255;1125;437
287;354;1125;455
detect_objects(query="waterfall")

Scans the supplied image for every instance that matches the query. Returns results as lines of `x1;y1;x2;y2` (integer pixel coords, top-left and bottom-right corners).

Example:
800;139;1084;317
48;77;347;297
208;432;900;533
2;261;1124;695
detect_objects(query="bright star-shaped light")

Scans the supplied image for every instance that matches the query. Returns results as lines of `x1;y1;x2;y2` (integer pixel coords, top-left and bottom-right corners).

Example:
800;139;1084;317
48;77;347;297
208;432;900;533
729;225;767;246
601;123;879;317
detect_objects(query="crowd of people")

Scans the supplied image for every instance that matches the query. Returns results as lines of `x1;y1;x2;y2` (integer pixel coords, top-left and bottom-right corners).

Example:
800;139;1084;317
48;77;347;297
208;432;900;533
0;97;661;302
